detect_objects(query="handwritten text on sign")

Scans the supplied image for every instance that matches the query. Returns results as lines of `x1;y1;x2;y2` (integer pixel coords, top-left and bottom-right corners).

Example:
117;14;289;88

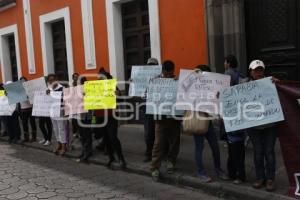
63;86;87;116
84;79;117;110
32;91;62;118
129;65;162;97
0;96;16;116
220;77;285;132
23;77;47;104
146;78;183;116
176;69;230;114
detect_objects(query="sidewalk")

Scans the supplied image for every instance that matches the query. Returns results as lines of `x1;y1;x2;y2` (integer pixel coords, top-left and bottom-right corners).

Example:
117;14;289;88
0;124;294;200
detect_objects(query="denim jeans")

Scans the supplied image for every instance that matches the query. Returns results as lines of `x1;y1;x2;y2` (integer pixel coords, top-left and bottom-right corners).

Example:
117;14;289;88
248;127;277;181
193;122;221;174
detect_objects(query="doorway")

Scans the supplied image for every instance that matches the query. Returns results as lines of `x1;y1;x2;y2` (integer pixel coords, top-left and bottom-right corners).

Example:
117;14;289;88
245;0;300;80
51;20;68;81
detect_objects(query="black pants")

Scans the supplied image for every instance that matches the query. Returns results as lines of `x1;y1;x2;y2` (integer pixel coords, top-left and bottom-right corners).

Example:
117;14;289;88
78;119;93;159
7;111;21;142
144;114;155;157
39;117;52;141
248;127;277;181
72;118;78;134
96;116;125;162
20;109;37;136
0;116;8;135
227;141;246;181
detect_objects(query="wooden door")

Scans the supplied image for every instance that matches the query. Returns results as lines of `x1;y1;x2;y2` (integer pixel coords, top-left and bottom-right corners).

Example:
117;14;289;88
51;20;68;81
122;0;151;81
7;35;18;82
245;0;300;80
122;0;151;123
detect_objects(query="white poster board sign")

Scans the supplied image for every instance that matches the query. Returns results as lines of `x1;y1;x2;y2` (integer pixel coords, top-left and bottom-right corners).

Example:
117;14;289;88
23;77;47;104
63;86;87;116
146;78;183;116
0;96;16;116
176;69;231;114
220;77;285;132
32;91;62;118
129;65;162;97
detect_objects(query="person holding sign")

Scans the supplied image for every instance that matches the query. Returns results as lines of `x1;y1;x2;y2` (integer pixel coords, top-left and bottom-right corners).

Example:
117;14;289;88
143;58;160;163
151;60;181;181
191;65;229;183
223;56;247;184
247;60;279;192
75;76;94;163
0;83;8;137
71;73;80;138
47;74;68;156
4;81;21;144
93;68;127;169
18;77;37;143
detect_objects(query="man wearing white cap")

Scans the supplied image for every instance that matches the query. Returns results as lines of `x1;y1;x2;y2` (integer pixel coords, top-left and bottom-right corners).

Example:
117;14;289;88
247;60;278;192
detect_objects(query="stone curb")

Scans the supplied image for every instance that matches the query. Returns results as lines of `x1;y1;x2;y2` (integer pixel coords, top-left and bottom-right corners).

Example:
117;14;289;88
0;138;295;200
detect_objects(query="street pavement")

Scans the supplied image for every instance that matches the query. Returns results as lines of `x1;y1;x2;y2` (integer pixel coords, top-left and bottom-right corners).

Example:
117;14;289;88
0;143;224;200
0;122;291;199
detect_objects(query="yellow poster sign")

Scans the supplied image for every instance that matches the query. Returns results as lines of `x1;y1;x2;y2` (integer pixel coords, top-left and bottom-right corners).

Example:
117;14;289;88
0;90;5;96
84;79;117;110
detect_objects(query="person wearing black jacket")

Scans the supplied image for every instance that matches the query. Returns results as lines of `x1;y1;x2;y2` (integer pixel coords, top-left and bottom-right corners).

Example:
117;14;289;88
76;76;93;163
94;68;126;169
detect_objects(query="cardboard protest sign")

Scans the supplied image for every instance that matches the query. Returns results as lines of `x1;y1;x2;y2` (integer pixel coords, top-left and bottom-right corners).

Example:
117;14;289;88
0;90;4;96
0;96;16;116
84;79;117;110
146;78;183;116
63;85;87;116
128;65;162;97
23;77;47;104
3;80;28;104
220;77;285;132
176;69;231;114
32;91;62;118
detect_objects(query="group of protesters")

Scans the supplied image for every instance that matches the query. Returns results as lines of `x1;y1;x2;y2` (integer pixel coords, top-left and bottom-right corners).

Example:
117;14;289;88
0;55;280;192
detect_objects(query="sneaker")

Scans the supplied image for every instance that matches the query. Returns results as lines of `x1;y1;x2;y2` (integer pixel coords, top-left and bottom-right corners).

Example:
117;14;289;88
39;140;46;144
233;179;243;185
266;180;276;192
198;172;212;183
166;161;175;174
253;180;265;189
43;141;51;146
216;169;229;181
152;170;160;182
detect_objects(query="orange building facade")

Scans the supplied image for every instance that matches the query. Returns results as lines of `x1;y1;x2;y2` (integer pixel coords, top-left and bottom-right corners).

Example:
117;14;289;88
0;0;208;85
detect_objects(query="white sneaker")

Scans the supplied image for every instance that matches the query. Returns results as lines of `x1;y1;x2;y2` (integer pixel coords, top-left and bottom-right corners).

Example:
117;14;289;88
39;140;46;144
43;141;51;146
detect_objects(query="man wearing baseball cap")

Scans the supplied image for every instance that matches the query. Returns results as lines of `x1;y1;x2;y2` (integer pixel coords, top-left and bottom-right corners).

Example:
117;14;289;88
249;60;266;80
247;59;278;192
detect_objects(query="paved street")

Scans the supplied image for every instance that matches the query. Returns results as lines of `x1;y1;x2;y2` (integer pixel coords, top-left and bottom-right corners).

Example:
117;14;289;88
0;143;223;200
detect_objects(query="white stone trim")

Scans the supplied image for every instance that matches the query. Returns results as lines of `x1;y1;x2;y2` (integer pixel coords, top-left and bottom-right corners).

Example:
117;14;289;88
106;0;161;84
0;24;22;82
39;7;74;81
148;0;161;62
81;0;97;70
23;0;36;74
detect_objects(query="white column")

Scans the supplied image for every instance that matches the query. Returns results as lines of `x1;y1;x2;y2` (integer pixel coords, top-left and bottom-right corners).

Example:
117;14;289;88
81;0;97;69
23;0;36;74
